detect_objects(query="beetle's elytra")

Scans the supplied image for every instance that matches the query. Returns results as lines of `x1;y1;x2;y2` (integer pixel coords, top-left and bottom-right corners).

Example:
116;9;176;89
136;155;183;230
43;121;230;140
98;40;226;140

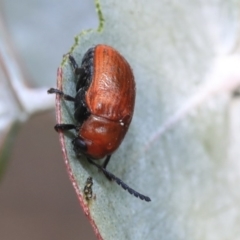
48;44;151;202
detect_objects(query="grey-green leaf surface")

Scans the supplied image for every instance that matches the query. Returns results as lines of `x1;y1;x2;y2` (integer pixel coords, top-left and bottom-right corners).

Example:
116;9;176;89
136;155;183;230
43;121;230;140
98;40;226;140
57;0;240;239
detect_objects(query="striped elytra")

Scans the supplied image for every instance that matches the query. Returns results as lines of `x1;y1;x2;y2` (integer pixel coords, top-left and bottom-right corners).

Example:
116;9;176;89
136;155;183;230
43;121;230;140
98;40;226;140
77;45;135;159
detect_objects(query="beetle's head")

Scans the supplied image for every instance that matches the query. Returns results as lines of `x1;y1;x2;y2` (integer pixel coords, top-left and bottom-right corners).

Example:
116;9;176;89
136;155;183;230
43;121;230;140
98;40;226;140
72;136;88;156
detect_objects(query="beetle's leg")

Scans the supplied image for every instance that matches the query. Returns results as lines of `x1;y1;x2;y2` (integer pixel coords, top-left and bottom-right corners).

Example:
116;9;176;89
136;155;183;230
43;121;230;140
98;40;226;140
69;55;89;91
102;155;111;169
74;89;91;123
69;55;85;75
48;88;75;102
99;155;111;180
87;158;151;202
54;124;76;132
87;158;110;181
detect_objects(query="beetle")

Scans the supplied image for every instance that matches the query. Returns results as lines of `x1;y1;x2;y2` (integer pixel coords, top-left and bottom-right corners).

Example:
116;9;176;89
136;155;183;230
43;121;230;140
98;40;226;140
48;44;151;202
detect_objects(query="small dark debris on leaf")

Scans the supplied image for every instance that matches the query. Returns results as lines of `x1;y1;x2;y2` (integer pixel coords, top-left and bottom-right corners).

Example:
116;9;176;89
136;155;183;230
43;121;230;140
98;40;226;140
84;177;93;201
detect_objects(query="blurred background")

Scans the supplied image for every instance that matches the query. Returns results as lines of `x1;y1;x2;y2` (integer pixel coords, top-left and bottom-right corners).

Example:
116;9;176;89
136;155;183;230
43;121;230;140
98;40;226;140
0;0;98;239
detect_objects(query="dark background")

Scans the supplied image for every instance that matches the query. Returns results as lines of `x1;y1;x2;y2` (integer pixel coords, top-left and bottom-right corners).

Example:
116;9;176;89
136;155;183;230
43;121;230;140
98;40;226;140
0;112;97;240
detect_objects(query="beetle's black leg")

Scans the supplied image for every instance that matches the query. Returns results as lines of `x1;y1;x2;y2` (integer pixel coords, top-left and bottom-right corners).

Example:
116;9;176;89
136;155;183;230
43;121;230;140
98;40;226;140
54;123;76;132
88;156;112;181
48;88;75;102
69;55;85;75
87;157;151;202
102;155;111;169
99;155;112;180
69;55;89;91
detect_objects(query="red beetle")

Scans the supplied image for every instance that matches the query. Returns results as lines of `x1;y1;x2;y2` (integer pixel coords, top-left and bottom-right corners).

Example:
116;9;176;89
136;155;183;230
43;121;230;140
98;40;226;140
48;44;150;202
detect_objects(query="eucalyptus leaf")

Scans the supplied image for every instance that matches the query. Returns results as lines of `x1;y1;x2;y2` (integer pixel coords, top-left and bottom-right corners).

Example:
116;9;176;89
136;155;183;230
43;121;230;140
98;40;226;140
55;0;240;239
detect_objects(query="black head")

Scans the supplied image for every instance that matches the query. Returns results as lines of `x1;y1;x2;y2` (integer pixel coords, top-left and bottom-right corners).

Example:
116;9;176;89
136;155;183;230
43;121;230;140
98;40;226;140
72;136;88;155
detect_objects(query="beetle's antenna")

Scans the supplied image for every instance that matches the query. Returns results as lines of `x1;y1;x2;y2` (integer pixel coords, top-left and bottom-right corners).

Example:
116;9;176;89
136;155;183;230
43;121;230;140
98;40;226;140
87;158;151;202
